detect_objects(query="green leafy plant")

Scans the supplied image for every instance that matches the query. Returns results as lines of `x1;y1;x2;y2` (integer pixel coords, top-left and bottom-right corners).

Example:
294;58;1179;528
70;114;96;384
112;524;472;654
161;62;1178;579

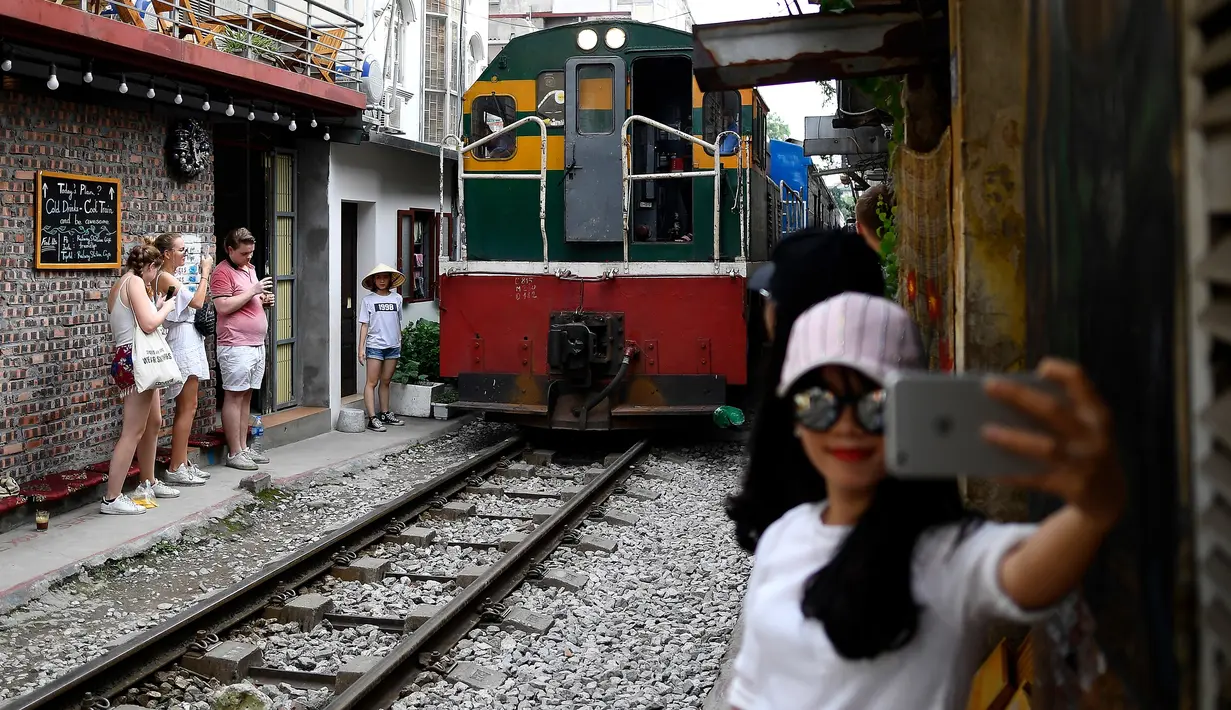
815;0;854;10
876;195;900;300
392;319;440;384
218;27;282;64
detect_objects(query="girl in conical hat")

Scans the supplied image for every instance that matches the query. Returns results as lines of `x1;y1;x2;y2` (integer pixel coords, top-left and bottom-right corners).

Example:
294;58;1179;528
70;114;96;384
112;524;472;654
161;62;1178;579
359;264;406;432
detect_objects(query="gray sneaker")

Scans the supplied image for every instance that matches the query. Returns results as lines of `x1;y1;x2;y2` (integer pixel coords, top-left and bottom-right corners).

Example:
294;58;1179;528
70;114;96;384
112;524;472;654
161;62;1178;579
226;451;259;471
188;461;211;480
242;447;270;465
165;463;206;486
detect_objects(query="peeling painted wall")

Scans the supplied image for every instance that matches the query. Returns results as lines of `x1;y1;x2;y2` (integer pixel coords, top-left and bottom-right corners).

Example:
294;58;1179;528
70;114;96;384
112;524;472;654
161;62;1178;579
950;0;1028;376
949;0;1031;524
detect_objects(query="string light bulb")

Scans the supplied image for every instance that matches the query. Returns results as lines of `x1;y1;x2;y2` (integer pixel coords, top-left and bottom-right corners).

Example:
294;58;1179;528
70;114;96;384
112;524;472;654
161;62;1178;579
323;128;330;141
247;106;255;121
310;113;317;128
288;115;297;132
202;94;211;112
174;84;183;105
118;73;128;94
146;83;155;99
271;105;280;122
225;100;235;117
83;61;93;84
46;64;59;91
0;57;10;73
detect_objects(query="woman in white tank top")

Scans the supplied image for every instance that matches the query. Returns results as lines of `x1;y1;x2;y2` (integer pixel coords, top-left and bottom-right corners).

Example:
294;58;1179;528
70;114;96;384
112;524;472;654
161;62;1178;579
152;233;212;488
101;241;178;516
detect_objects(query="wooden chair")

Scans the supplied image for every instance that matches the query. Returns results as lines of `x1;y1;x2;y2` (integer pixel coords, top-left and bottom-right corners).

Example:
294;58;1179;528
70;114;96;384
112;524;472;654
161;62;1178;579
110;0;148;28
309;27;347;83
150;0;215;47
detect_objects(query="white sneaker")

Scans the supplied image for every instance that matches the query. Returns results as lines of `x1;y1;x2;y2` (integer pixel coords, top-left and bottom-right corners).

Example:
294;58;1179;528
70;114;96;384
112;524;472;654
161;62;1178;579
151;479;181;498
226;451;259;471
243;447;270;465
165;463;206;486
189;461;211;480
100;493;146;515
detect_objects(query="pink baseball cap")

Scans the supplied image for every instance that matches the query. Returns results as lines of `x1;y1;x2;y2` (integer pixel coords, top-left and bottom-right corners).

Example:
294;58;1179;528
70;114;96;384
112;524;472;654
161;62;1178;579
778;293;925;395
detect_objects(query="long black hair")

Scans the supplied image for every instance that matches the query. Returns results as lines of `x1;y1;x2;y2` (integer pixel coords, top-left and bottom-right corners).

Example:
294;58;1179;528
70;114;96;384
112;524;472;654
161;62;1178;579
730;225;885;552
727;230;982;661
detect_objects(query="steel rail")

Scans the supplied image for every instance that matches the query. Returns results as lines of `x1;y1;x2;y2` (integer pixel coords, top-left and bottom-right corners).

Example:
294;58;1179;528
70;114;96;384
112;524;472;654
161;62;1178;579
326;438;652;710
8;435;524;710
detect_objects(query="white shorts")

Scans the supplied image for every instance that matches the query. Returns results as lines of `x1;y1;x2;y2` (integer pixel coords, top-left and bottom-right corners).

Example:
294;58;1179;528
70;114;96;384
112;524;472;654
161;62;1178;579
217;344;266;392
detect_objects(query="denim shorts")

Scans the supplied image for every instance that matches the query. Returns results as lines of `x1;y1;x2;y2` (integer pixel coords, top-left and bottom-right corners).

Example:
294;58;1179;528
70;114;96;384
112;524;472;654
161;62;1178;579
366;346;401;361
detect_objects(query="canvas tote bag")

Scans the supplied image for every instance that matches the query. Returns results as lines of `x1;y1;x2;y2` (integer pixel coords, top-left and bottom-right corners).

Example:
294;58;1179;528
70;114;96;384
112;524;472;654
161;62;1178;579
132;308;183;393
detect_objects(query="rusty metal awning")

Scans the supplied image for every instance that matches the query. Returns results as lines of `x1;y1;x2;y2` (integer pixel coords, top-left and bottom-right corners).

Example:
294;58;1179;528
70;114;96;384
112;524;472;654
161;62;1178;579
692;7;948;92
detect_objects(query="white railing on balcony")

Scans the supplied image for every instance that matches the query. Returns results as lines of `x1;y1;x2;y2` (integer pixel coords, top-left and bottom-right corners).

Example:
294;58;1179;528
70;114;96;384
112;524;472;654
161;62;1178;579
74;0;363;89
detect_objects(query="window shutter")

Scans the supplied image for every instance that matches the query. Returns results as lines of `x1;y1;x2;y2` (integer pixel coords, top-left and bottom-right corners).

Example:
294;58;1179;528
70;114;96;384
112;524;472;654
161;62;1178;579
1190;0;1231;703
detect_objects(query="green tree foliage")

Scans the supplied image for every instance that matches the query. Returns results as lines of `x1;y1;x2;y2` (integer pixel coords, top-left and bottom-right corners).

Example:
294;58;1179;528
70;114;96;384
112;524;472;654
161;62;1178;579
766;112;791;142
876;195;899;301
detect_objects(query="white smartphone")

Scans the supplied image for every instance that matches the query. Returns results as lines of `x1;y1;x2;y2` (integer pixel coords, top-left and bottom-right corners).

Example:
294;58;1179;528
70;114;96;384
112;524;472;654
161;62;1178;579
884;371;1065;478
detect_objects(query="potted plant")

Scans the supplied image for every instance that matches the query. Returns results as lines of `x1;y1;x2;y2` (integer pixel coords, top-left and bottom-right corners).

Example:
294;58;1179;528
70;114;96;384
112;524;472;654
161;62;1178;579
218;27;283;66
388;319;445;418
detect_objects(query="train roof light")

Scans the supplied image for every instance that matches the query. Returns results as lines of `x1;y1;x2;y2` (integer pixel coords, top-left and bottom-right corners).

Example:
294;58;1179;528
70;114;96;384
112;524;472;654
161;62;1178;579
577;29;599;51
604;28;626;49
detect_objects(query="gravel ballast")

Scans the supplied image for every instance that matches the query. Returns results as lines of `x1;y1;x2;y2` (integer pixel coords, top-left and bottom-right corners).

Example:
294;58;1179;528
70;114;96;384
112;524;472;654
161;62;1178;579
0;437;753;710
0;421;515;702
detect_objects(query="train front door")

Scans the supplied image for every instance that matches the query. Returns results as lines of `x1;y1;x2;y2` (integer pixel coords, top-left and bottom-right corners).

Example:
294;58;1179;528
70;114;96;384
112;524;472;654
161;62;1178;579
563;56;626;243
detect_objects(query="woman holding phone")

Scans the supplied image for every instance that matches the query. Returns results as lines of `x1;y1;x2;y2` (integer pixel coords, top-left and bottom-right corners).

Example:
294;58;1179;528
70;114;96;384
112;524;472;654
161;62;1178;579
726;293;1124;709
101;241;181;515
153;232;210;487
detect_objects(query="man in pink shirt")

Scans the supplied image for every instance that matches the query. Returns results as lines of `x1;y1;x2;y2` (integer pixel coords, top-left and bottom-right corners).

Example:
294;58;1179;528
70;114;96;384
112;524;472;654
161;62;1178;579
210;228;274;471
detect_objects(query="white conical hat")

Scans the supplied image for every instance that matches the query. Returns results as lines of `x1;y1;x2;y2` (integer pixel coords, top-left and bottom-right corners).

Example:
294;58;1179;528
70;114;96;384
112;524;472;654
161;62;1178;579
362;263;406;291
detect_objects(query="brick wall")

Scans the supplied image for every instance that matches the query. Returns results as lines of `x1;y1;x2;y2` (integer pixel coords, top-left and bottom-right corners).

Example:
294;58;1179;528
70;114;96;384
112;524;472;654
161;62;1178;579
0;82;216;484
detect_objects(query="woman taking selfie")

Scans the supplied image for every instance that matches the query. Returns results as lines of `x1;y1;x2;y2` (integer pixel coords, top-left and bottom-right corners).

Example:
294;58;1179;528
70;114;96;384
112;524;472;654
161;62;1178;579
153;233;211;487
727;293;1125;709
101;241;182;515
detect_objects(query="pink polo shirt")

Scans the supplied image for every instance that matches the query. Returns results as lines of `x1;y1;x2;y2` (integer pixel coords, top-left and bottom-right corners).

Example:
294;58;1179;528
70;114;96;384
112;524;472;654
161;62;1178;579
211;260;268;346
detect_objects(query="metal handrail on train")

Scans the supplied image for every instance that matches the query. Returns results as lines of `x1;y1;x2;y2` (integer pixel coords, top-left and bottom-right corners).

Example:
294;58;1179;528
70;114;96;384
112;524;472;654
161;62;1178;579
780;180;806;236
438;116;550;273
620;116;742;273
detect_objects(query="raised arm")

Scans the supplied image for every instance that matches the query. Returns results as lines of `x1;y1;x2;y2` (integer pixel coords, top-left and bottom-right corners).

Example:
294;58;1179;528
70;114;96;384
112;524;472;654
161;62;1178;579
982;359;1126;611
188;255;213;310
129;276;176;334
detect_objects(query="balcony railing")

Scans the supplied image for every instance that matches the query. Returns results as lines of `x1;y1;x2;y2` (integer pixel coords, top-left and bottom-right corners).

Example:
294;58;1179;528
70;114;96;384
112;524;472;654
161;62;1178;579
50;0;364;91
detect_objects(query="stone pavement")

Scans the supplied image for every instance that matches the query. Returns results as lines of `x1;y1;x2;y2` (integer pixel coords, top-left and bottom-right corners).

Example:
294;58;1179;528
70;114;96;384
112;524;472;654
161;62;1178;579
0;414;473;615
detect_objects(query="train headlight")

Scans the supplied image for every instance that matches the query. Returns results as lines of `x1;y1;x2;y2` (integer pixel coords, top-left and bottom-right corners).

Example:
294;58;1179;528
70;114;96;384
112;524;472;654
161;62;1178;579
604;28;626;49
577;29;599;51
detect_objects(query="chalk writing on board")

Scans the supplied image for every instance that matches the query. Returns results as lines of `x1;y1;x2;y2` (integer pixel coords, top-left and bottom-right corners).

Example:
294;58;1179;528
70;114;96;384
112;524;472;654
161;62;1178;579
35;171;122;270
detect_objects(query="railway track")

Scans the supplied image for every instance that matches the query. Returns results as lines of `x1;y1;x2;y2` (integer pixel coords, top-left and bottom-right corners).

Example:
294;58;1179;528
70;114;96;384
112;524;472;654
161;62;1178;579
8;435;654;710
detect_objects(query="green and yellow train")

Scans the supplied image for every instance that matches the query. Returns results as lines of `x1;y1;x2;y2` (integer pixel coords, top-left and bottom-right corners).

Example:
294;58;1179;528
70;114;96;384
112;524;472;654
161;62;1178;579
437;20;796;430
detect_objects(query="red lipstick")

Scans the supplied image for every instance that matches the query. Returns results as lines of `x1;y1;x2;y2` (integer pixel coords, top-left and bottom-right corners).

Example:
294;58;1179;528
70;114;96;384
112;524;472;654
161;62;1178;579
828;448;874;462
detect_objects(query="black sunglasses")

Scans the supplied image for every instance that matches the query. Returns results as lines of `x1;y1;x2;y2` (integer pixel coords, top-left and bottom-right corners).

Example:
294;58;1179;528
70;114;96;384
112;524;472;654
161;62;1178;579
793;386;887;434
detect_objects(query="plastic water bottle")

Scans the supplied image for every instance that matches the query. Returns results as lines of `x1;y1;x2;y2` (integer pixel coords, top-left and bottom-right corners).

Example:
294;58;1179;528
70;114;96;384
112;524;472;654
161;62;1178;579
249;415;264;452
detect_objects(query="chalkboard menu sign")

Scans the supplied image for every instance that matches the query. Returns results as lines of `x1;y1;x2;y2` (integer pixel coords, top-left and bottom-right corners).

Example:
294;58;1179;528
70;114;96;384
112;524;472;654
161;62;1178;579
35;171;122;270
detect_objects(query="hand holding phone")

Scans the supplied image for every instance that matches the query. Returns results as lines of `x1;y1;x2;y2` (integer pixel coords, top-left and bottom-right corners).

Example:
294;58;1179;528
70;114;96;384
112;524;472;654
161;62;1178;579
884;370;1065;478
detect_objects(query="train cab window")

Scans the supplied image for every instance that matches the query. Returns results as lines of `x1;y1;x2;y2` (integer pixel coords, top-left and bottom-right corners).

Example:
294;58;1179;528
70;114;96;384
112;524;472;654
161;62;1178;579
471;95;517;160
628;55;695;243
703;91;741;157
576;64;615;135
536;71;565;127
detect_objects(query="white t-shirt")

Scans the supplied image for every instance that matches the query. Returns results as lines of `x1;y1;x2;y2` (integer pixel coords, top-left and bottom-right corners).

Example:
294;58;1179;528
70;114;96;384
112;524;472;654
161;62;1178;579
359;292;403;349
729;502;1051;710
